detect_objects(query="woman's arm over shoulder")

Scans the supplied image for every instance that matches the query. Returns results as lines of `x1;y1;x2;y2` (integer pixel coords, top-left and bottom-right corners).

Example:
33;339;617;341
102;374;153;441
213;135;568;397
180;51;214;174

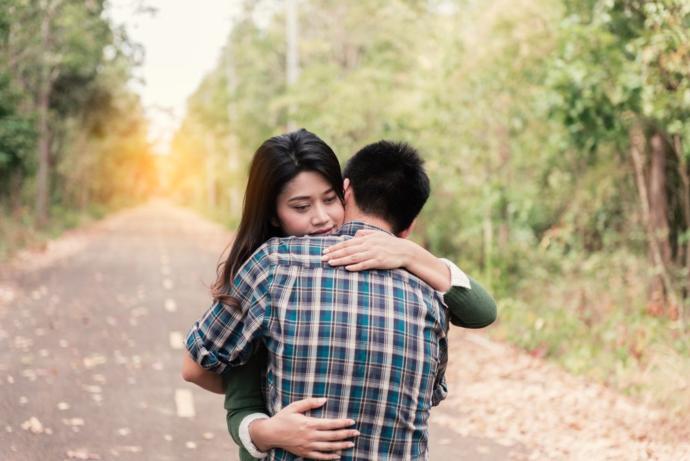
320;230;497;327
444;276;497;328
322;230;452;291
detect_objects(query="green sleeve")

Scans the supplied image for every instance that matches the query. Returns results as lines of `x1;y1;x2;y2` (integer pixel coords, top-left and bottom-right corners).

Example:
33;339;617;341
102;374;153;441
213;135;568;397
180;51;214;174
443;276;497;328
223;345;269;461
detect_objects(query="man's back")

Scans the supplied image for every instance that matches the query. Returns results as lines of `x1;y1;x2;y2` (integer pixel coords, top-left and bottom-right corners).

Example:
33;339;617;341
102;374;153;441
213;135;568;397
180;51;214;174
255;222;448;460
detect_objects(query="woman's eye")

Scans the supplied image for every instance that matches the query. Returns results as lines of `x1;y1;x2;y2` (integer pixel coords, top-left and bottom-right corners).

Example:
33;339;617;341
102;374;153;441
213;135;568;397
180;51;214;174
324;196;337;204
292;205;309;212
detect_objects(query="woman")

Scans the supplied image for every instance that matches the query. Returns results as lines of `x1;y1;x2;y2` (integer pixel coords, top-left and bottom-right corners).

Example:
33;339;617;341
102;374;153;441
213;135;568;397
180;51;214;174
211;129;496;460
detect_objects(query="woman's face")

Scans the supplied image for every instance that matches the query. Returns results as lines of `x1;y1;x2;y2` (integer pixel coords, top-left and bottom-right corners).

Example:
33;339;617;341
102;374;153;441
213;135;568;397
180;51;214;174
275;171;345;236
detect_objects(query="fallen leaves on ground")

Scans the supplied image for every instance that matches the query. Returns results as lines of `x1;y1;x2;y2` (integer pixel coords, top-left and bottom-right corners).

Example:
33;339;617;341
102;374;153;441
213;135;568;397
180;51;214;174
65;449;101;460
439;330;690;460
21;417;43;434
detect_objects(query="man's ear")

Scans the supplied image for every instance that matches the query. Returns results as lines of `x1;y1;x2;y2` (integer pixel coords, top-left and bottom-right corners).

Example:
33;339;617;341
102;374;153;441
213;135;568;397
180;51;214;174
343;178;352;203
397;219;416;239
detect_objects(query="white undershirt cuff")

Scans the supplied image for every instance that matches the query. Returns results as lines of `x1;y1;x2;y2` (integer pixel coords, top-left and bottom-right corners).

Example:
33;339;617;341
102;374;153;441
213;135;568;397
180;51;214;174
439;258;471;290
239;413;270;459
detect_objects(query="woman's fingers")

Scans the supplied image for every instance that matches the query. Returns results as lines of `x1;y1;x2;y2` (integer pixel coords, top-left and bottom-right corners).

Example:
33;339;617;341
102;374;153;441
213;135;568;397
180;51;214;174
305;450;342;460
302;440;355;460
310;417;357;430
324;230;379;255
323;240;362;258
324;230;384;256
354;229;376;237
326;252;365;267
323;230;403;272
326;250;389;271
284;397;327;413
311;440;355;451
314;428;360;441
323;242;367;264
344;261;376;272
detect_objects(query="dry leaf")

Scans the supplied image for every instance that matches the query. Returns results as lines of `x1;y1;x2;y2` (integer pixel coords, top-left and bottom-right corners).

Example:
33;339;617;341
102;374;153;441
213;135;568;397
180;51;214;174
66;449;101;459
21;417;43;434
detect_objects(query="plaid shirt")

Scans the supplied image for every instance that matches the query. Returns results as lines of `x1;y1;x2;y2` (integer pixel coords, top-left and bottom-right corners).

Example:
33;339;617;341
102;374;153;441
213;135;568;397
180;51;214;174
186;221;448;460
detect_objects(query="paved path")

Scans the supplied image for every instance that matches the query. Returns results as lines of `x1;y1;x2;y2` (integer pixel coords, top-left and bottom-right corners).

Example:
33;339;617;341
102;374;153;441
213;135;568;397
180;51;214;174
0;201;517;460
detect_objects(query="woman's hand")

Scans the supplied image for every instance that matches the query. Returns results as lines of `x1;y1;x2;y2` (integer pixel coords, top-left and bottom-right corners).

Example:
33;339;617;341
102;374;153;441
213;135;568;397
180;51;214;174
249;397;359;460
322;229;452;291
322;229;413;271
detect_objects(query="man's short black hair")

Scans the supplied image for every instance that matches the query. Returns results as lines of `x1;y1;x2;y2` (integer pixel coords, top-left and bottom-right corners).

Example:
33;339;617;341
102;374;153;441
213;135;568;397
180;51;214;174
343;140;430;234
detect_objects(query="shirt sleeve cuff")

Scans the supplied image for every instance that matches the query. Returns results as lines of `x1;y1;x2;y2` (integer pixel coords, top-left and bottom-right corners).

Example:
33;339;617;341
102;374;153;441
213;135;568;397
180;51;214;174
185;325;227;374
432;375;449;407
439;258;471;290
239;413;270;459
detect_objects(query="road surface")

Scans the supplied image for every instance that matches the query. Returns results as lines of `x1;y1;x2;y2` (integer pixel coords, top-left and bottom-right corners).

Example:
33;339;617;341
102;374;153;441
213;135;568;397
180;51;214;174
0;201;518;460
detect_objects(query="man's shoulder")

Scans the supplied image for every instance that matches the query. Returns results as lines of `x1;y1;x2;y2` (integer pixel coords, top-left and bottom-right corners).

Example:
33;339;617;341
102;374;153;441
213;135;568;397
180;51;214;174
393;269;446;302
264;235;349;266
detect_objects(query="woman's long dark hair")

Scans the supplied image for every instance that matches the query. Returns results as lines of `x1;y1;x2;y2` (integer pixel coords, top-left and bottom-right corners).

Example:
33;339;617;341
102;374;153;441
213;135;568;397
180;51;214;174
211;129;343;305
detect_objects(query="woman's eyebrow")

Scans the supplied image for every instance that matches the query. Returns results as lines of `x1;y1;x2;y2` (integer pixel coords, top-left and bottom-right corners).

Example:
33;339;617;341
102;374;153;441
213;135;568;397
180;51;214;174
287;195;312;203
287;188;334;202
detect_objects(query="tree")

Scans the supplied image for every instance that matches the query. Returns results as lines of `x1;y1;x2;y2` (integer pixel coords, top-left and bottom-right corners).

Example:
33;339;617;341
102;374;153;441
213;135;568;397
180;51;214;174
547;0;690;315
3;0;113;224
1;0;155;233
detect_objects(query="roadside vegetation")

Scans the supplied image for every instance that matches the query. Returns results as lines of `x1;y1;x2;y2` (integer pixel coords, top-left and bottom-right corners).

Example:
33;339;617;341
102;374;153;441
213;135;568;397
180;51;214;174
0;0;157;260
1;0;687;420
166;0;690;418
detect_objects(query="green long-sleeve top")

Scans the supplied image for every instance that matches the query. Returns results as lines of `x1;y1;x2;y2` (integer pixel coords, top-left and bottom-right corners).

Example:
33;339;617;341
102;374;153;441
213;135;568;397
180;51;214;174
223;276;496;461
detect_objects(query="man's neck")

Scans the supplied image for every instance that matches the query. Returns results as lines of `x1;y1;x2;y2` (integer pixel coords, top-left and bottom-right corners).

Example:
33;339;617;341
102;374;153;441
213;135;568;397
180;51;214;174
342;211;394;234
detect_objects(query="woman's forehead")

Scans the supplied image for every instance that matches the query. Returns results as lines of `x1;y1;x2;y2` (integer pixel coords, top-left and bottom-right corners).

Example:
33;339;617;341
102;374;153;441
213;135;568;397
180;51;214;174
281;171;334;199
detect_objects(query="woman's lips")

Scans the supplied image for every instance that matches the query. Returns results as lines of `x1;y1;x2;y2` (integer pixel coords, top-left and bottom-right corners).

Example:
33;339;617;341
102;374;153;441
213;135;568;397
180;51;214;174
310;226;334;236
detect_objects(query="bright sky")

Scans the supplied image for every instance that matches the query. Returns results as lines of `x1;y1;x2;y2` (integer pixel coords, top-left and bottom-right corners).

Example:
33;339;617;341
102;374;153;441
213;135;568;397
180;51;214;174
107;0;242;153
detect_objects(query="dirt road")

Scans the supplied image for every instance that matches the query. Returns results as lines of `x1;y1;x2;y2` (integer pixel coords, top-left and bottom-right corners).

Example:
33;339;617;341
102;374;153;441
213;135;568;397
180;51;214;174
0;201;686;460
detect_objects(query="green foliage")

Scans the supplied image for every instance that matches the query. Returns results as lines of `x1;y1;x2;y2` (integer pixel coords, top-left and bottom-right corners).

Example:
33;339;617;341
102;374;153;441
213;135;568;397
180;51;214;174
168;0;689;414
0;73;35;189
49;1;113;115
0;0;155;257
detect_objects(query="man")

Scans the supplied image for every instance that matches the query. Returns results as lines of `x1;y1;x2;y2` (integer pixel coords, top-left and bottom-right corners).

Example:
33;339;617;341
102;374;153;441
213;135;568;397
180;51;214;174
185;140;448;460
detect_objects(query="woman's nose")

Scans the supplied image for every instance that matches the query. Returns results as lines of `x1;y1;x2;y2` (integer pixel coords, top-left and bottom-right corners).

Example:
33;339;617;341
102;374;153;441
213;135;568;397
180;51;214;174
311;204;329;225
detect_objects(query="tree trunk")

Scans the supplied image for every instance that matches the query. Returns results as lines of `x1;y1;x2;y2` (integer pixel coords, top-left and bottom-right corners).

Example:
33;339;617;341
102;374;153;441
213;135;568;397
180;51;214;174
285;0;299;131
482;206;493;286
9;171;22;211
35;5;55;227
224;38;241;212
648;133;672;268
205;134;217;209
496;123;511;249
35;70;52;227
672;134;689;326
225;41;237;126
629;124;677;313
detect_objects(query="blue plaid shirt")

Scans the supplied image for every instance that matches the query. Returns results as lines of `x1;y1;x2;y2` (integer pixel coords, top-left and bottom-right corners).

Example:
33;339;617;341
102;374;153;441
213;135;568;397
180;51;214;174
186;221;448;460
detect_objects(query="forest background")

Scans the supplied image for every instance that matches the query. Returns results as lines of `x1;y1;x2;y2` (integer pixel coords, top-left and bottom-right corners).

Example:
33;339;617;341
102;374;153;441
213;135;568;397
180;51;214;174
1;0;688;421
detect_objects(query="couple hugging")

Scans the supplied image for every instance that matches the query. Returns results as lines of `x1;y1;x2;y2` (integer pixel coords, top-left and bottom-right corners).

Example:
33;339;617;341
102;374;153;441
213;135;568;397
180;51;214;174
182;129;496;460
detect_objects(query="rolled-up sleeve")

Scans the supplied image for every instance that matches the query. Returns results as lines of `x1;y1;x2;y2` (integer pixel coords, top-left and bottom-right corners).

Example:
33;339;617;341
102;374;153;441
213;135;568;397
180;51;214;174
431;339;448;406
185;246;272;374
432;295;449;407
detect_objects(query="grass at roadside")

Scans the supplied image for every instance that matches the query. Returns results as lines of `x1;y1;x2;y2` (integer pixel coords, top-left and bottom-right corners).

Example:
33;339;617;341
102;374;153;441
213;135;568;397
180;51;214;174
0;203;108;262
488;248;689;420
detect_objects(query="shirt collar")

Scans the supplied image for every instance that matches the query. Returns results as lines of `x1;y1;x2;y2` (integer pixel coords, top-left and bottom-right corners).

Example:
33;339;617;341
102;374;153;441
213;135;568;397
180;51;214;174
337;221;393;237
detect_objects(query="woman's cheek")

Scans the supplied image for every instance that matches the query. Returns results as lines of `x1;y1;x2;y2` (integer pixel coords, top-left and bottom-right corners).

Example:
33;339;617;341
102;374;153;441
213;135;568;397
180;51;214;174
330;202;345;226
284;211;311;236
